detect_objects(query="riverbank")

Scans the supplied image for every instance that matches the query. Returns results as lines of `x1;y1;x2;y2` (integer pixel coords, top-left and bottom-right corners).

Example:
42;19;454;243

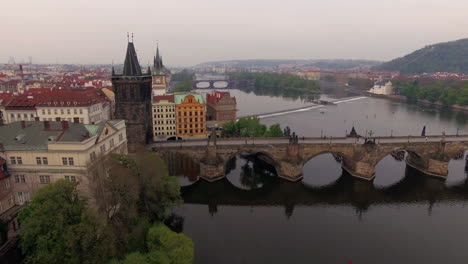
346;87;468;112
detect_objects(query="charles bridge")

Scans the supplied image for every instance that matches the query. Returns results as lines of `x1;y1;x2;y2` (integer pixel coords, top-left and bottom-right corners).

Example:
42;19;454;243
150;135;468;182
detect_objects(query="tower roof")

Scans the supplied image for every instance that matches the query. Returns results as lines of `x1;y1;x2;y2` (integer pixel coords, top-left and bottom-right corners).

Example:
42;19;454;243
123;42;142;76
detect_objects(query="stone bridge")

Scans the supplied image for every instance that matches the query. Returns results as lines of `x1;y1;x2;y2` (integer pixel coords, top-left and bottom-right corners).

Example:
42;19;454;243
193;80;231;89
151;135;468;182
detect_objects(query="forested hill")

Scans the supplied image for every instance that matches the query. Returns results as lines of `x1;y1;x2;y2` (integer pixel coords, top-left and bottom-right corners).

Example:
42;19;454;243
375;38;468;74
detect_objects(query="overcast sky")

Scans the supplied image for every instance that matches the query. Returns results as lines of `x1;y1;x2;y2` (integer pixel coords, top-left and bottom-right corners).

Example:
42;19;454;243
2;0;468;66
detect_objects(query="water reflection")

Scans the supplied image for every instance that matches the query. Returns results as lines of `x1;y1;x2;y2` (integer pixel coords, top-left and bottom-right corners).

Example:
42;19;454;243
302;153;342;188
164;152;200;187
373;151;407;188
445;151;468;187
225;155;277;190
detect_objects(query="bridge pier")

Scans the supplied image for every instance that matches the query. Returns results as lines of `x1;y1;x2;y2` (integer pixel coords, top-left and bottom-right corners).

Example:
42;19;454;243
406;154;449;178
342;161;376;181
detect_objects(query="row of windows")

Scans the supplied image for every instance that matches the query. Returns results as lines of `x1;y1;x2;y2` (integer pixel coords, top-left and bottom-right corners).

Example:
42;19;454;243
155;120;175;125
153;107;175;113
10;113;35;118
178;111;204;117
179;129;205;134
41;108;83;115
178;118;204;123
42;117;84;123
180;124;202;129
154;114;175;119
13;174;78;184
155;126;176;131
155;132;176;136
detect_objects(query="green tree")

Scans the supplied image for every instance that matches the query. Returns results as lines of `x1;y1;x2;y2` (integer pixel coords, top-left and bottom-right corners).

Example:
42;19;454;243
146;224;194;264
19;180;111;264
265;124;283;137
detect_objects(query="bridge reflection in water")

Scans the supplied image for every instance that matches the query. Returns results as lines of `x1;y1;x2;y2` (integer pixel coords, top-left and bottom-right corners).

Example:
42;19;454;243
170;151;468;219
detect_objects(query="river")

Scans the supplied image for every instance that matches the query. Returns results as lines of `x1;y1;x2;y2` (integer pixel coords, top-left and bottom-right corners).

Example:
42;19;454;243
171;88;468;264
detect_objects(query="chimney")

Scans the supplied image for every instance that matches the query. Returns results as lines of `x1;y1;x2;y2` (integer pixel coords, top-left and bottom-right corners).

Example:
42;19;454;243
44;120;50;130
73;117;79;124
21;120;26;128
61;120;69;130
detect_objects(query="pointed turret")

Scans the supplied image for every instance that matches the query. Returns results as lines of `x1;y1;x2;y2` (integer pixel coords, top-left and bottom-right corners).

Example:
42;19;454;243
147;66;151;74
111;66;115;76
123;42;142;76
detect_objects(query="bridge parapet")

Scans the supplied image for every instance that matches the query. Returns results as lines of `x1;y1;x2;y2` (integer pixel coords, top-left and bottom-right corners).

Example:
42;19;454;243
152;137;468;182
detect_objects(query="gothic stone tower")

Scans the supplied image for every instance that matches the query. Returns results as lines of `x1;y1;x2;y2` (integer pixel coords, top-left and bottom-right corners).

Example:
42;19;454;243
112;41;152;152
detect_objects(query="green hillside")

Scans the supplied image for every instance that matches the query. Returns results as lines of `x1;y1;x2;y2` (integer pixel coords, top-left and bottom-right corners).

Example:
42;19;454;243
375;38;468;74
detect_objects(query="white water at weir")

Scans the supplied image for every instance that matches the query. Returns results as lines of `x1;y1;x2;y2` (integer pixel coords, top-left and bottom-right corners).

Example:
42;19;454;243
238;96;368;120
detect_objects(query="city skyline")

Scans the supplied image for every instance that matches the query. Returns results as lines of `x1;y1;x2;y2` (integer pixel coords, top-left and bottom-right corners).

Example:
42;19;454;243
2;0;468;66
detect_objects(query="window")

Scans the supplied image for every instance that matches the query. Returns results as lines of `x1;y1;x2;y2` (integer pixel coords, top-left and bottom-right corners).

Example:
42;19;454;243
3;179;10;189
67;109;71;114
39;175;51;184
47;109;51;115
42;109;46;115
14;175;26;183
36;157;42;165
110;139;115;148
100;144;106;153
8;195;14;206
119;133;123;142
10;156;22;165
90;151;96;161
42;157;48;165
62;157;74;165
79;109;83;114
74;109;77;114
54;109;58;115
65;175;77;182
61;109;64;114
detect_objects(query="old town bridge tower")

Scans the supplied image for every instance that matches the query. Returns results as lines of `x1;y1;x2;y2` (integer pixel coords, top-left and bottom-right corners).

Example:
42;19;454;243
112;40;152;152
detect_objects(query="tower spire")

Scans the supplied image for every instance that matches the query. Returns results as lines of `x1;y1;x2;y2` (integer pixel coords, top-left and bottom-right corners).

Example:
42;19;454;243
122;40;142;76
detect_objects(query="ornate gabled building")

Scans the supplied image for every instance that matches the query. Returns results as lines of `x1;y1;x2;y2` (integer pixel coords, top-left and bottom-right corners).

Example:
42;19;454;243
151;45;171;96
111;41;152;151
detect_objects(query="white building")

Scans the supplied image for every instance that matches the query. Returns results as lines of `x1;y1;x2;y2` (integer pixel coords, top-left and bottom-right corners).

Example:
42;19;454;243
152;95;177;141
0;119;127;215
368;80;394;95
2;89;111;124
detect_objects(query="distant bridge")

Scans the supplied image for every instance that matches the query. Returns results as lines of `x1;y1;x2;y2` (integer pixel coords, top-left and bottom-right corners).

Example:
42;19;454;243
149;135;468;182
193;77;231;89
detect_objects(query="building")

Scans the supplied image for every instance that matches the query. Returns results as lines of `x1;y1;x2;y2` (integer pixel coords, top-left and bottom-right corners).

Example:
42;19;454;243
368;79;394;95
151;45;171;96
1;89;111;125
35;88;110;124
112;40;153;151
0;92;13;125
152;95;177;141
0;120;127;243
175;93;207;139
206;90;237;127
4;93;39;124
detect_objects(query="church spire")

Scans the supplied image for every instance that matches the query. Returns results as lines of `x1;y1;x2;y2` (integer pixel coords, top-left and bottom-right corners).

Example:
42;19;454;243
111;66;115;76
122;39;142;76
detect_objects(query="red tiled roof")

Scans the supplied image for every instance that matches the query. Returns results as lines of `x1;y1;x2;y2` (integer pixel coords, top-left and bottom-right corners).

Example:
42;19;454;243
0;93;14;106
36;88;108;107
153;95;175;103
207;90;230;104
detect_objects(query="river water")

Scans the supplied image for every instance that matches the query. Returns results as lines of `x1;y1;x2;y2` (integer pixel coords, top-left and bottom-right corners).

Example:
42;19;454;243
173;88;468;264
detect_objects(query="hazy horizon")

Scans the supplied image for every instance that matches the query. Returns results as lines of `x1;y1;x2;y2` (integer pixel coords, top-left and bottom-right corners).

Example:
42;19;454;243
2;0;468;66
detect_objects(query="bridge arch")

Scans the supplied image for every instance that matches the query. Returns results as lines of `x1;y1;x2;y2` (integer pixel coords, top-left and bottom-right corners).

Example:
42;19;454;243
302;153;343;187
